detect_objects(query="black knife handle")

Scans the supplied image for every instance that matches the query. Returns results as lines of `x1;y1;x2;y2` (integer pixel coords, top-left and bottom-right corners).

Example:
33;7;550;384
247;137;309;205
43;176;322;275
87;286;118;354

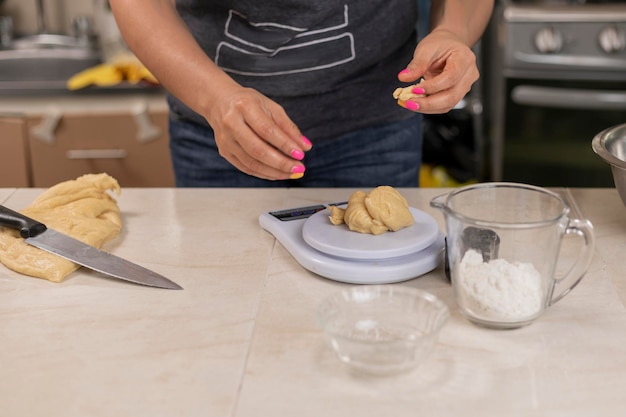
0;205;47;238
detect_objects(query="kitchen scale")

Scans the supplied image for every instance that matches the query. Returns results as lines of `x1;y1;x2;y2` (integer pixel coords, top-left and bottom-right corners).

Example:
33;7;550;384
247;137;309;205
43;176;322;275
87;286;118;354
259;202;444;284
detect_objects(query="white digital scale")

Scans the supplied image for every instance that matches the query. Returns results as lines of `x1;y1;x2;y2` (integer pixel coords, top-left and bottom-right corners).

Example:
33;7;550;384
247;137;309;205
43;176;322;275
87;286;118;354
259;202;444;284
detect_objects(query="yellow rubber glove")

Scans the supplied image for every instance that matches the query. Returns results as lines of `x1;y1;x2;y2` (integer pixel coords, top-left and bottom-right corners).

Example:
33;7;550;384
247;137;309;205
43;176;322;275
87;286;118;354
67;56;159;90
67;64;124;90
124;63;158;84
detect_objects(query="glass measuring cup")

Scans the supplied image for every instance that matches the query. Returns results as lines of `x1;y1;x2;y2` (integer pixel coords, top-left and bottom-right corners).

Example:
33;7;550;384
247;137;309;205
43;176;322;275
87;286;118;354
431;183;595;329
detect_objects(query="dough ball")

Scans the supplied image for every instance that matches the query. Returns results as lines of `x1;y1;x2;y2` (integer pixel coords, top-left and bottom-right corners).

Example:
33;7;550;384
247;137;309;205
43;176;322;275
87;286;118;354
329;186;414;235
343;191;388;235
365;186;414;231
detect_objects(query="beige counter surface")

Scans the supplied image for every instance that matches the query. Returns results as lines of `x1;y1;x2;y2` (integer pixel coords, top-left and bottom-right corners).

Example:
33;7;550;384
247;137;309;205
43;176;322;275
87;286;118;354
1;187;625;417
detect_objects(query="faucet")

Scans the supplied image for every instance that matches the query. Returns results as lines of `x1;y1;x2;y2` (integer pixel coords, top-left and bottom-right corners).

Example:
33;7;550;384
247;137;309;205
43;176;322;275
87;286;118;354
36;0;46;34
0;16;12;47
20;0;96;49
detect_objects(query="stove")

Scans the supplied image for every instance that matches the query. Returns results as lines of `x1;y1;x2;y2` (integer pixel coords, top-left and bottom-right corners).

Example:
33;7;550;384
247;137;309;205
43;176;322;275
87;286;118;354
484;0;626;185
501;1;626;80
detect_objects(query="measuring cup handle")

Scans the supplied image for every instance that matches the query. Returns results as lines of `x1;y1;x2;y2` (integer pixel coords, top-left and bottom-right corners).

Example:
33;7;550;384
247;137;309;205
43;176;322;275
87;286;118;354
549;218;595;305
430;193;446;211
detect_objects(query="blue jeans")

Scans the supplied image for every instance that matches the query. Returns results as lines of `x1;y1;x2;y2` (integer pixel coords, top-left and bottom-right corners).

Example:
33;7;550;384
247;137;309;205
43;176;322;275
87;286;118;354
169;115;423;187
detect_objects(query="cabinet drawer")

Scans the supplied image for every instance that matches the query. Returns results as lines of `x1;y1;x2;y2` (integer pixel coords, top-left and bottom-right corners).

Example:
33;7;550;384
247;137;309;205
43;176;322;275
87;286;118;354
0;117;30;187
27;110;175;187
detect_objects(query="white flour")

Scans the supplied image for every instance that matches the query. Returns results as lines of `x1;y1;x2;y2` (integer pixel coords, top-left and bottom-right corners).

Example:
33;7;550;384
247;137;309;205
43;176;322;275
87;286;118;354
458;249;544;321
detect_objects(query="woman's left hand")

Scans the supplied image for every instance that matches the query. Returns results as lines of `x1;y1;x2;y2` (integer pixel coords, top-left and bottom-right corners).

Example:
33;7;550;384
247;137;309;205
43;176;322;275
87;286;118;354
397;28;480;114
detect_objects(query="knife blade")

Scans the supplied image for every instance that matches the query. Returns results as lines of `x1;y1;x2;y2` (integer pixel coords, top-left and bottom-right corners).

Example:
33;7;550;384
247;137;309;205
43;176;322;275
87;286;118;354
0;205;182;290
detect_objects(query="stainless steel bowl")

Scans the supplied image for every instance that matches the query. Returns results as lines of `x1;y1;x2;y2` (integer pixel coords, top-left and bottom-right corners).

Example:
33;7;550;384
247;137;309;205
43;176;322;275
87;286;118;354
592;123;626;206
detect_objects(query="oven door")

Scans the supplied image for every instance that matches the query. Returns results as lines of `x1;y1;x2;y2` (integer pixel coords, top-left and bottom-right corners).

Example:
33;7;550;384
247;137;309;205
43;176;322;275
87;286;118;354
501;78;626;187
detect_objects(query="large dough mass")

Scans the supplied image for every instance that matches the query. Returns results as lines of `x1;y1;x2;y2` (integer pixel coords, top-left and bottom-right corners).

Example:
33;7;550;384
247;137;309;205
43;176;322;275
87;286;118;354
328;186;414;235
0;173;122;282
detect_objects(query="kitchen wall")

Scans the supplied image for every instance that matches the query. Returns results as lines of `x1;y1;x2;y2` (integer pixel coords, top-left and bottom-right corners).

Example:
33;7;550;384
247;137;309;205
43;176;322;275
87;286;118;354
0;0;96;36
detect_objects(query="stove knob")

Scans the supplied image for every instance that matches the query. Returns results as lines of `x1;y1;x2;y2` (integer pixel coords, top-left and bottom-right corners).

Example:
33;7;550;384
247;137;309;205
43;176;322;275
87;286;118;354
534;27;563;54
598;26;626;54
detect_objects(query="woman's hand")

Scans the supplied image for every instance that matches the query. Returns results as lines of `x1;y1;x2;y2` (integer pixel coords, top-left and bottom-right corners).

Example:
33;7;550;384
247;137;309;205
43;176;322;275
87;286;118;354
204;84;312;181
397;29;479;114
110;0;311;181
397;0;493;114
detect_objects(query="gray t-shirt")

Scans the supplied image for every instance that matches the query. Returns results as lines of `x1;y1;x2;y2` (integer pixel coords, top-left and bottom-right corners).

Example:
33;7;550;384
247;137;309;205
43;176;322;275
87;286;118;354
169;0;419;141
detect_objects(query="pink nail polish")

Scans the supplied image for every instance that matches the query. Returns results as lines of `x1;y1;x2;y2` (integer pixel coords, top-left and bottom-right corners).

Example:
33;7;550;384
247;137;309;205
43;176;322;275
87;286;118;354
291;149;305;160
291;165;305;174
301;135;312;147
398;68;410;76
412;87;426;95
405;101;419;111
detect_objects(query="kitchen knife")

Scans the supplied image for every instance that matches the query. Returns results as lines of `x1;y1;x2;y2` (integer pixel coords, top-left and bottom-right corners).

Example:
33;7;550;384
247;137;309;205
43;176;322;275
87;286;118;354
0;205;182;290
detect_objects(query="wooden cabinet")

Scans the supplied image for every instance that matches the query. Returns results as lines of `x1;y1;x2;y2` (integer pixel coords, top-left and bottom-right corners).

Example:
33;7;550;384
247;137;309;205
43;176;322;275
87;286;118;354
0;117;31;187
27;109;174;188
0;95;175;188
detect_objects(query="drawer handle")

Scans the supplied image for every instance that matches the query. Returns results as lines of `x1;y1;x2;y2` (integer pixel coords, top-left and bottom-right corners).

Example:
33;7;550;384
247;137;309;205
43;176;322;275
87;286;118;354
512;85;626;110
133;102;161;143
31;108;62;144
66;149;128;159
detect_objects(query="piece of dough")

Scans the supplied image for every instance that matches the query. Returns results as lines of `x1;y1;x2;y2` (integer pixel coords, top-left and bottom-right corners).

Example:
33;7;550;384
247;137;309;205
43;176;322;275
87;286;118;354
343;191;389;235
392;81;426;102
328;205;345;225
328;186;414;235
365;186;414;231
0;173;122;282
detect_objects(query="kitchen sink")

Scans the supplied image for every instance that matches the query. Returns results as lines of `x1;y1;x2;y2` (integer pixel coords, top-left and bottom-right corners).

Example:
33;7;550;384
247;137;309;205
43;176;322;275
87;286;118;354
0;34;102;95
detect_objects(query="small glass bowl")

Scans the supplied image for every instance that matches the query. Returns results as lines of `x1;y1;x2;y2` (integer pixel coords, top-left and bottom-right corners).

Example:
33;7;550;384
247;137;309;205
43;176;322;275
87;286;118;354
317;285;449;376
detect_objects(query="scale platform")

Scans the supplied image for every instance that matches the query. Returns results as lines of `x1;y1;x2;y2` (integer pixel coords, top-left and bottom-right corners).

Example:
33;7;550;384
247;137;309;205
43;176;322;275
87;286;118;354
259;202;444;284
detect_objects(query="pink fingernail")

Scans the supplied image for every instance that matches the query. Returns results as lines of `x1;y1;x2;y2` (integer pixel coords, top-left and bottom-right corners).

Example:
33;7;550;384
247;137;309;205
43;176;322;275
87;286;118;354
398;68;410;76
405;101;419;111
412;87;425;95
301;135;312;147
291;149;305;160
291;165;305;174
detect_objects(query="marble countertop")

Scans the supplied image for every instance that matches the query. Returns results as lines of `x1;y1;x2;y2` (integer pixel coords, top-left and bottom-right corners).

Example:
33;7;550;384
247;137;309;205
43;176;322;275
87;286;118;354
1;187;625;417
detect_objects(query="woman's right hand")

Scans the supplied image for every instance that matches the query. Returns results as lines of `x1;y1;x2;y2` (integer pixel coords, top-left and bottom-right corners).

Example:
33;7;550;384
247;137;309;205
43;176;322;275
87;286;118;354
204;85;312;181
110;0;311;181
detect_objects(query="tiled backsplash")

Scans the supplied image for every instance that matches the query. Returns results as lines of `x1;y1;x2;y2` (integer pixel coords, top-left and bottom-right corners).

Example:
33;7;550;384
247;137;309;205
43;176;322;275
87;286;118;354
0;0;96;36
